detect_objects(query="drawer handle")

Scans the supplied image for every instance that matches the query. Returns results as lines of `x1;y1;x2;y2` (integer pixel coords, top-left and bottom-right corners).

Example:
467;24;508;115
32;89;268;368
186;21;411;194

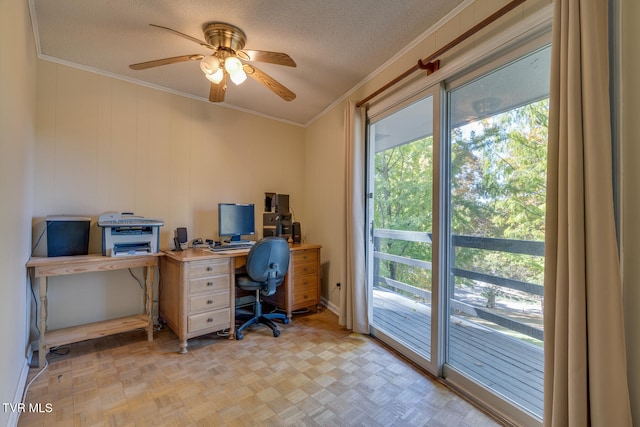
207;300;214;305
206;266;213;272
303;267;309;272
207;282;214;287
207;317;214;323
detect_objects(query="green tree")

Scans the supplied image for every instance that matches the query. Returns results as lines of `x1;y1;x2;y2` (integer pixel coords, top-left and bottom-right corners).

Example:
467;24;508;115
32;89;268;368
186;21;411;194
451;100;548;286
373;99;548;295
374;136;433;291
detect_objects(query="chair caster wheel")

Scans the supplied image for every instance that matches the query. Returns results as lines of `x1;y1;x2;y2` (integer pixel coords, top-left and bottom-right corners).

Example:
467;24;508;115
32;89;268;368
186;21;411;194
236;332;244;340
273;329;280;337
283;318;290;324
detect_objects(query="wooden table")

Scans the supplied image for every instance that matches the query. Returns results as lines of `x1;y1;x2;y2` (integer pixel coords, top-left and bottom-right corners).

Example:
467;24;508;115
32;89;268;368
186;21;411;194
26;253;161;367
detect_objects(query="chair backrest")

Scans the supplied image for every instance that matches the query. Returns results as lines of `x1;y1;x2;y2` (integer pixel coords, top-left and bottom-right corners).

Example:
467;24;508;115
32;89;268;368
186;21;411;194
245;237;290;295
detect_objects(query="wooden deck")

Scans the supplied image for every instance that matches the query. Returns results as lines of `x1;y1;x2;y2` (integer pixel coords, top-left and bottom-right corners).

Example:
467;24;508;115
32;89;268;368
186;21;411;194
372;287;543;418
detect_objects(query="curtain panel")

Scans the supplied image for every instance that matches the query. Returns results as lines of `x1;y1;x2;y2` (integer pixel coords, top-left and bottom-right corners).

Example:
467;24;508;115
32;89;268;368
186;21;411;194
544;0;632;425
341;100;369;334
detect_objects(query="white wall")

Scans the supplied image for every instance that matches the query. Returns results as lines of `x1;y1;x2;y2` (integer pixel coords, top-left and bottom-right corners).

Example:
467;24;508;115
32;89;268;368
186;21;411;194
0;0;37;425
32;61;305;329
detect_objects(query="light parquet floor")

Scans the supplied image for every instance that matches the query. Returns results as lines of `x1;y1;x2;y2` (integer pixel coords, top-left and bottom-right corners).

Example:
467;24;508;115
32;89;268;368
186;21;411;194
19;309;502;427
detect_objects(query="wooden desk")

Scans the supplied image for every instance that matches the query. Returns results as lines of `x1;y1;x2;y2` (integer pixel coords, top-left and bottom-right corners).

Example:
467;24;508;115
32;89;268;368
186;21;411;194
160;243;321;353
26;253;160;368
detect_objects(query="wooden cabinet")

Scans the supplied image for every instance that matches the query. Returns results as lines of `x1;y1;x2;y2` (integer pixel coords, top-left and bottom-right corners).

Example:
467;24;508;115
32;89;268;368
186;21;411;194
263;245;321;320
159;251;235;353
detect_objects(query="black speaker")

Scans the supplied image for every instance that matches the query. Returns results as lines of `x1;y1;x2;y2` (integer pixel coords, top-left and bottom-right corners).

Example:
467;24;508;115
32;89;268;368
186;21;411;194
292;222;301;243
174;227;188;251
176;227;188;244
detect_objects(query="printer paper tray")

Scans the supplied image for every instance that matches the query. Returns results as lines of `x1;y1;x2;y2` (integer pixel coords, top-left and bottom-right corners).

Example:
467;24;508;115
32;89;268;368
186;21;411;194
112;242;152;257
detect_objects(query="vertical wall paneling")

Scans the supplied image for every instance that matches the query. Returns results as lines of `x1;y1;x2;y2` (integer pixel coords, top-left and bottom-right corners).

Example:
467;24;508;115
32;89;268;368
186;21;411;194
33;61;304;328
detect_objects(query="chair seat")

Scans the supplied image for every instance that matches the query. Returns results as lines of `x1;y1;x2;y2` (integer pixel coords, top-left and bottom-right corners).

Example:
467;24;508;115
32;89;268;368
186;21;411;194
236;275;265;291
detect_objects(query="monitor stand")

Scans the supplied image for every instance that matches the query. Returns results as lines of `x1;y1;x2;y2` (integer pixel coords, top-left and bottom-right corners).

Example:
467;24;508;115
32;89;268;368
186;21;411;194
227;236;251;245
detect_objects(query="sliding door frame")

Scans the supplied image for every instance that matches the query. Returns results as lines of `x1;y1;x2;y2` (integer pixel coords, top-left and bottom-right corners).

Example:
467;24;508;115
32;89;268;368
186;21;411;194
366;84;442;376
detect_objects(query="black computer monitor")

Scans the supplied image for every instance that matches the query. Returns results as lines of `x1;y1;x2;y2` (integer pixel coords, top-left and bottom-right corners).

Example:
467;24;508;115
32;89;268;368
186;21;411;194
218;203;255;242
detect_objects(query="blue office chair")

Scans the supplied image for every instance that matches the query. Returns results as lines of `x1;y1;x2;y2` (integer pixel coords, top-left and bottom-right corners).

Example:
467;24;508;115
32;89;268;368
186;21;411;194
235;237;290;340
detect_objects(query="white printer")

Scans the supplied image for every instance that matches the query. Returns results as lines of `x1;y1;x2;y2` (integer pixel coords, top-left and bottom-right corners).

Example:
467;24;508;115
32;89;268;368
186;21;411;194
98;212;164;257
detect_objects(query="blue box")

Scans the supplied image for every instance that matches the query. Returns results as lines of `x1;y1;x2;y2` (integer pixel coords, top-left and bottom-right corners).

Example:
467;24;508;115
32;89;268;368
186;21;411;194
46;216;91;257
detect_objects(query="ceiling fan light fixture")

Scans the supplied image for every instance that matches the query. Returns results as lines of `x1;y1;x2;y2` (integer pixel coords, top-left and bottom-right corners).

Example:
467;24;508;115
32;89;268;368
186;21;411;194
224;56;246;85
205;68;224;84
224;56;242;73
229;68;247;85
200;55;220;75
130;22;296;102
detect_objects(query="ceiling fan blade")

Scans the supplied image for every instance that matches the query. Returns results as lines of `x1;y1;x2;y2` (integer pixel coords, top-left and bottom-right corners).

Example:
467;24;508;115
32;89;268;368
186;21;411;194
129;54;204;70
243;64;296;101
240;50;296;67
150;24;214;50
209;73;228;102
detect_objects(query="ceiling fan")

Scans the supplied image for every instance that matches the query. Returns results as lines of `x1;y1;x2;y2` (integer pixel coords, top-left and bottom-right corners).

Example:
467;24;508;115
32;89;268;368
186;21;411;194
129;22;296;103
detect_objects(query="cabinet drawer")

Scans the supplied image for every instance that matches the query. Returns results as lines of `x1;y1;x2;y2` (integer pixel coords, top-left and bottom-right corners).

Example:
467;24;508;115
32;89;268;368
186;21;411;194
188;259;230;278
293;261;317;277
293;276;318;306
292;249;318;265
188;308;230;333
189;275;230;294
189;292;229;314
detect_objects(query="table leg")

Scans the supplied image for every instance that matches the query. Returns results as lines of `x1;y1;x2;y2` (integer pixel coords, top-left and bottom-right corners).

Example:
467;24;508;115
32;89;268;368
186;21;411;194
38;276;47;368
145;265;154;341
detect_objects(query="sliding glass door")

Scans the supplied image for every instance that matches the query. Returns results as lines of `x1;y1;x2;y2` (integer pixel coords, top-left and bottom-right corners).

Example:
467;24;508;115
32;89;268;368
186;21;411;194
368;91;439;369
444;45;549;419
366;42;550;423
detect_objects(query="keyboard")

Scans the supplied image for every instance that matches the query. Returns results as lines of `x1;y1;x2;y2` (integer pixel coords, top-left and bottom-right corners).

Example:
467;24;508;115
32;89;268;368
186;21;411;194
211;244;253;252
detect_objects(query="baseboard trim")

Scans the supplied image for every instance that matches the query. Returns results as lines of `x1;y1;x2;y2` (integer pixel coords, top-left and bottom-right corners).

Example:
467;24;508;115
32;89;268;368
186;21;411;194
320;297;339;316
6;354;31;427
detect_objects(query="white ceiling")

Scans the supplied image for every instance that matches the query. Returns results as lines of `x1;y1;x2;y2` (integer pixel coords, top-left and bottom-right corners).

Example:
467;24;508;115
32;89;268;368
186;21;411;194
29;0;466;126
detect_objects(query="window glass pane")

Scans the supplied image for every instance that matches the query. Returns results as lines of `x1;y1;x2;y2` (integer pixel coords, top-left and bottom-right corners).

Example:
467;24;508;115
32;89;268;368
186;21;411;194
446;45;550;419
369;95;434;362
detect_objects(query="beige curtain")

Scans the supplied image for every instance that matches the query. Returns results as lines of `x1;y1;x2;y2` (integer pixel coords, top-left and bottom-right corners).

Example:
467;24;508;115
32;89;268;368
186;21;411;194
544;0;632;425
340;100;369;334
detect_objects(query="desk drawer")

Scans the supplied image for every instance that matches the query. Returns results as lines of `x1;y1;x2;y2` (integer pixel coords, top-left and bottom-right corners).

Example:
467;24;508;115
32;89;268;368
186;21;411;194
189;275;230;294
189;292;229;314
292;275;319;307
293;260;317;276
188;308;230;333
292;249;318;265
188;259;230;278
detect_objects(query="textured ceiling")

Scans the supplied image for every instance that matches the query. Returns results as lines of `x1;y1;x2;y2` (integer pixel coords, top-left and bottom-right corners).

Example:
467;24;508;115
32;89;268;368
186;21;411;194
30;0;465;126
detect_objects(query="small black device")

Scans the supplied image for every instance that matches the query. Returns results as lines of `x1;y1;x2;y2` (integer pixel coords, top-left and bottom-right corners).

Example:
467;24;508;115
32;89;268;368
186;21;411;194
173;227;188;251
276;194;289;213
176;227;188;244
279;213;292;238
292;222;301;243
264;192;276;212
